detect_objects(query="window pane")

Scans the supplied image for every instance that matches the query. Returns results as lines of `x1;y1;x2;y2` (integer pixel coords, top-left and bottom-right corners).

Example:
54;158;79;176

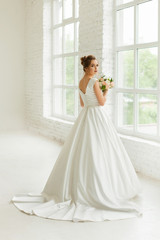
65;88;75;116
75;22;79;52
118;93;134;130
75;56;78;85
138;48;158;89
138;0;158;43
53;88;63;114
53;27;62;55
117;50;134;88
64;23;74;53
65;56;74;85
138;94;157;135
116;7;134;46
53;58;62;85
63;0;72;19
53;0;62;25
75;89;78;115
116;0;133;5
75;0;79;18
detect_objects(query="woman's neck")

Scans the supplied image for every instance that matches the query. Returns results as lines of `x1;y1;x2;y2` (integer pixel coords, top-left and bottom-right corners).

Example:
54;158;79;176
84;73;94;80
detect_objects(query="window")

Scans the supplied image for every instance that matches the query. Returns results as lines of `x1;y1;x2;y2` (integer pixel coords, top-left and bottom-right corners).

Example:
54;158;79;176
115;0;159;141
52;0;79;122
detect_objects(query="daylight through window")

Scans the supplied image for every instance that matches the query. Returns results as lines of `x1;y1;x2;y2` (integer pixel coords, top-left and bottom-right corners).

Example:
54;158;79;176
52;0;79;122
115;0;159;141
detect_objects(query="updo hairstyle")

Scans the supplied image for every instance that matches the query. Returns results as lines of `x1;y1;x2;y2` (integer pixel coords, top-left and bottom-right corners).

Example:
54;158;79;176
80;55;96;72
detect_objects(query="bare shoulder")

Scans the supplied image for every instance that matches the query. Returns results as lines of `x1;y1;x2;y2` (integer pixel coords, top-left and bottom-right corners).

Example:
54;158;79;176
79;78;84;88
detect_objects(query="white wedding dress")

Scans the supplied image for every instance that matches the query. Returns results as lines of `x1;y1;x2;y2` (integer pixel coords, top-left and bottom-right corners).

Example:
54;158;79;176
11;77;143;222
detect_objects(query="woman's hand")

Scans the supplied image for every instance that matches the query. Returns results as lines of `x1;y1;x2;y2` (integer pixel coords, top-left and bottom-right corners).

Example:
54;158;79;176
110;82;114;87
102;82;109;97
102;81;110;90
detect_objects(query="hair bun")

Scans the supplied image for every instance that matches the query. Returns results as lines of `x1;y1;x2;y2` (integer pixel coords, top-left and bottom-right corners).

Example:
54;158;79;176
80;56;87;66
80;55;96;72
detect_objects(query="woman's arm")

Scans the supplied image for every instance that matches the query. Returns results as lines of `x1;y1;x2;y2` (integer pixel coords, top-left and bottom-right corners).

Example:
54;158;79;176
93;81;109;106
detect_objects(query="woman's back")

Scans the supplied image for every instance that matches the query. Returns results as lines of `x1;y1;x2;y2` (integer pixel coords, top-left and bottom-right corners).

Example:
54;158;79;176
79;77;101;107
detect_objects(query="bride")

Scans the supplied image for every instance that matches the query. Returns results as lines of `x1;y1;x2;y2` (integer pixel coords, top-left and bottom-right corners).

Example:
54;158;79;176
11;55;143;222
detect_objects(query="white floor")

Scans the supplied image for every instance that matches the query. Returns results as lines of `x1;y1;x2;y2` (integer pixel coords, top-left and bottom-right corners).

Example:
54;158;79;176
0;129;160;240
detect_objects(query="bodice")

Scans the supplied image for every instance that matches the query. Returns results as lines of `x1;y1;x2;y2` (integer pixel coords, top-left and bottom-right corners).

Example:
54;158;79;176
78;77;102;108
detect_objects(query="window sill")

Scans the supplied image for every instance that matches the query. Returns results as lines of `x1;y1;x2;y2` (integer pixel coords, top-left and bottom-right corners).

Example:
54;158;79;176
118;133;160;147
45;116;160;147
45;116;75;126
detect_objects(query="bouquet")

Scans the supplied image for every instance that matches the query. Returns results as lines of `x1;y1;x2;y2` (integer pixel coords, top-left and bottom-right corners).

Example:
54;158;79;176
98;74;114;92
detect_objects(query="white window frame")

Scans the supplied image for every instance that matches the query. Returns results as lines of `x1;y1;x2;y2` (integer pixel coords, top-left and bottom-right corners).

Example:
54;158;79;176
114;0;160;142
51;0;79;122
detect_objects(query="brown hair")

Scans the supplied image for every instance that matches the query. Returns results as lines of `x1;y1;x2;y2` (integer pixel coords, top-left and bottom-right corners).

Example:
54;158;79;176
80;55;96;72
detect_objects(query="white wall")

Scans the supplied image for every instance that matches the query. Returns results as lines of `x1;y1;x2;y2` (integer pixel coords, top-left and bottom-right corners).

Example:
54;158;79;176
25;0;160;180
0;0;25;131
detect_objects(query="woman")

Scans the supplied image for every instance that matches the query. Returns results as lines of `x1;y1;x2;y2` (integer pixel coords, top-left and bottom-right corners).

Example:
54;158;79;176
11;55;143;222
79;55;108;107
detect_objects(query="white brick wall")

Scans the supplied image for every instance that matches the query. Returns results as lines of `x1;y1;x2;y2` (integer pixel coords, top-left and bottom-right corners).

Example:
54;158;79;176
25;0;160;180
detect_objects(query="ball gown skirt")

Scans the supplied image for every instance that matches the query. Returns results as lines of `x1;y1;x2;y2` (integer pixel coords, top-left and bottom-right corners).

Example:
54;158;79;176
11;78;144;222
